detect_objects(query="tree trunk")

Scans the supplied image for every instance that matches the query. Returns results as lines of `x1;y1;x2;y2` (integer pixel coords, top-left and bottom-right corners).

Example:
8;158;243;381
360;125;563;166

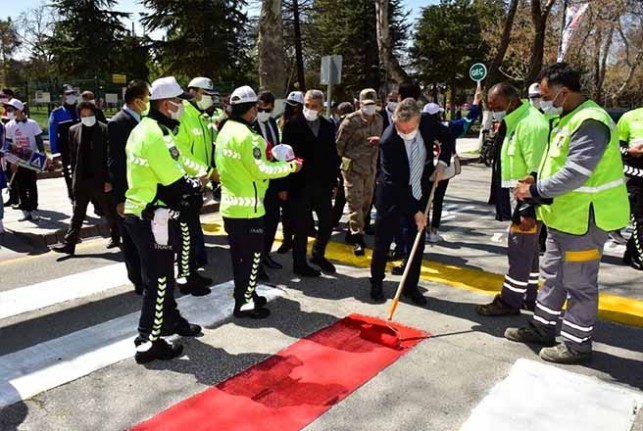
486;0;520;88
258;0;287;94
524;0;557;89
292;0;306;91
375;0;409;92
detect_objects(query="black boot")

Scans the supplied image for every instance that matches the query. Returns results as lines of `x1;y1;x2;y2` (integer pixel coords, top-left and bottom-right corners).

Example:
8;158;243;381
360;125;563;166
134;338;184;364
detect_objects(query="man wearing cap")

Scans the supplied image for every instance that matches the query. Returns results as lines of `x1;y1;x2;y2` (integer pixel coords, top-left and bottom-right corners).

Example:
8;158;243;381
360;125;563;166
528;83;542;111
216;85;301;319
336;88;383;256
124;76;207;363
172;77;219;292
49;85;80;202
3;98;46;221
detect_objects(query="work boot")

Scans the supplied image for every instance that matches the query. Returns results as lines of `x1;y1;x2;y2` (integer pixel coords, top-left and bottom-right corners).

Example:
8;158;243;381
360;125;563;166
263;255;283;269
252;293;268;308
134;338;184;364
294;264;321;278
504;322;556;346
51;243;75;255
178;278;211;296
233;300;271;319
539;343;592;364
370;280;385;303
402;288;427;305
310;254;336;273
476;294;520;316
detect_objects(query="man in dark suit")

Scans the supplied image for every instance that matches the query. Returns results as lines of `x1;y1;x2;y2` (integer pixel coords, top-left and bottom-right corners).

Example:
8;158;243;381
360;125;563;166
370;98;453;304
52;102;120;255
283;89;340;277
108;80;149;293
380;91;399;131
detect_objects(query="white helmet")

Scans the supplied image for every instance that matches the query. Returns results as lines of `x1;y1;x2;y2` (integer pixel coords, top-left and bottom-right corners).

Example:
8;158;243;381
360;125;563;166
528;83;541;98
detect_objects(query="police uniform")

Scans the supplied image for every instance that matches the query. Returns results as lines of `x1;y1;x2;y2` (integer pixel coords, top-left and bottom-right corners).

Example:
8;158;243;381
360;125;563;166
215;86;298;318
123;77;204;363
477;102;549;315
617;107;643;270
49;95;79;201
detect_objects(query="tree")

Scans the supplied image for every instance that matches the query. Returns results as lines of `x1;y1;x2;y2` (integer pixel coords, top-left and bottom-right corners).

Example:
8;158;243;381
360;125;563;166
481;0;520;88
142;0;253;85
258;0;287;93
48;0;128;80
524;0;557;88
375;0;410;90
0;18;21;86
283;0;314;91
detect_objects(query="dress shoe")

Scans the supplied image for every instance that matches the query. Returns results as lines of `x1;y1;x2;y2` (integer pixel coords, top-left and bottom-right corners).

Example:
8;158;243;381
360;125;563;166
263;255;283;269
253;294;268;308
134;338;184;364
354;242;366;256
178;279;211;296
402;288;427;305
51;243;75;255
310;255;336;273
106;239;120;249
294;264;321;278
276;242;293;254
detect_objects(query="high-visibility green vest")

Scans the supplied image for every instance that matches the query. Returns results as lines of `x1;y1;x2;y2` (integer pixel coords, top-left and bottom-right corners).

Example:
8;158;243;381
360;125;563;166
124;117;187;217
617;107;643;147
215;119;296;219
176;101;216;171
537;99;630;235
500;101;549;188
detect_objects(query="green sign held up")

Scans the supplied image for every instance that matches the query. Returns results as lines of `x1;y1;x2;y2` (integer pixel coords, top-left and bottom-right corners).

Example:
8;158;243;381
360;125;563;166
469;63;487;82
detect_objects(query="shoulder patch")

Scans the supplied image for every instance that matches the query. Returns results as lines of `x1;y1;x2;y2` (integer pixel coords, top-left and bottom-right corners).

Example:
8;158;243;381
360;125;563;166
253;147;262;160
169;145;180;160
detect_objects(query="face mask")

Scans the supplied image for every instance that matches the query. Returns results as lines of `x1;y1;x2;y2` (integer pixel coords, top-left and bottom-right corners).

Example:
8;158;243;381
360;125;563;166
197;95;213;111
491;111;506;122
65;95;77;105
6;112;15;121
168;101;185;121
141;101;150;116
529;98;541;110
398;129;418;141
387;102;397;112
362;105;376;116
257;111;271;123
303;107;319;122
541;89;565;116
81;116;96;127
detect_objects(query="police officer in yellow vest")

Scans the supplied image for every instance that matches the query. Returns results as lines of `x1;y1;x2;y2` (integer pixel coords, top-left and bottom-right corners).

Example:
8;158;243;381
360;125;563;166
617;107;643;270
215;86;302;319
476;83;549;316
172;77;219;296
508;63;630;364
123;77;207;364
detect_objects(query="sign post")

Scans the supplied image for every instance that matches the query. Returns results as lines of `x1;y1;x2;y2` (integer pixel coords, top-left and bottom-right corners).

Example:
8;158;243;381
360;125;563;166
320;55;343;118
469;63;487;83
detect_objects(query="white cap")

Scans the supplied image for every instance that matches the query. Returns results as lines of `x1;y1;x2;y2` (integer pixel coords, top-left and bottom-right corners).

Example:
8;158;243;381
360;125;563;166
423;102;443;115
150;76;192;101
3;98;25;112
528;83;541;98
271;144;296;162
286;91;304;106
229;85;258;105
188;77;216;95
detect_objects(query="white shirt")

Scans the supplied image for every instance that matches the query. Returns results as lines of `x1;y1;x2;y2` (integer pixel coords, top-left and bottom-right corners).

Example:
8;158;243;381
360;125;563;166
403;131;426;186
258;120;277;147
5;119;43;153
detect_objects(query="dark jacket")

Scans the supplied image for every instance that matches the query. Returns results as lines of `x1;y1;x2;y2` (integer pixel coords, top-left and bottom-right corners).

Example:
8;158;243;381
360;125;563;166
253;117;287;193
107;109;139;204
376;114;454;216
282;113;340;198
68;121;109;192
380;108;393;132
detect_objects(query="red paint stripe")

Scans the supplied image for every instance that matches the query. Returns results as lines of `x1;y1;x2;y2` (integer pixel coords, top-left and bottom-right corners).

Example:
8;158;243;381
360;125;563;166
132;313;428;431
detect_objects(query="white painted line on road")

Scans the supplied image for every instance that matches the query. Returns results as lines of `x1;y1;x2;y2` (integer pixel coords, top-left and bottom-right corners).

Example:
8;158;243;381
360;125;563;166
0;282;282;409
0;263;129;320
461;359;643;431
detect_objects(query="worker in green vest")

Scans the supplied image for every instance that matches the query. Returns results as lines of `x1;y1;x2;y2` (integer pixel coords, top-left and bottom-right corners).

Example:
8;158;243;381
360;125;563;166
476;83;549;317
172;77;219;295
617;107;643;270
215;85;302;319
123;76;207;364
507;62;630;364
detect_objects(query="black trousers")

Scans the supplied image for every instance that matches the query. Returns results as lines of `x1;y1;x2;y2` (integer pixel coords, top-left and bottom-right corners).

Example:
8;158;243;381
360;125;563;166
59;144;74;202
175;205;200;279
15;168;38;212
264;186;290;254
224;217;264;307
291;188;333;267
431;179;449;229
331;175;346;227
371;209;425;291
122;216;143;290
64;182;120;245
123;216;183;341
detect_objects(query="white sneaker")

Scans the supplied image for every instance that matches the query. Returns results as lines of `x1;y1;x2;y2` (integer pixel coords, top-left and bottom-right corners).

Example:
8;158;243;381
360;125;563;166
427;231;443;243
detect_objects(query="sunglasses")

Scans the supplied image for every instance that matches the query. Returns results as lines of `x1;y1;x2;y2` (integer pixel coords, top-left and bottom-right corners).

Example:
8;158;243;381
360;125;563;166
257;108;273;113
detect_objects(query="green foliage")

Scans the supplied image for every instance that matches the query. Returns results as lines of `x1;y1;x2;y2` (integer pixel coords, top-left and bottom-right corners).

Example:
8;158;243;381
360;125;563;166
141;0;255;86
0;18;21;86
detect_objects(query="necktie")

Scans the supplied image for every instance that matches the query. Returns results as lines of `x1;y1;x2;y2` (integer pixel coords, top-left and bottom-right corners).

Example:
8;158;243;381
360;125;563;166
410;138;423;200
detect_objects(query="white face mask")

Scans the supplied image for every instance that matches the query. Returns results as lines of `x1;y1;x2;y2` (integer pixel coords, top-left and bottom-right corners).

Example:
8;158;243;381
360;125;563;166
491;111;506;122
398;129;419;141
65;95;77;105
6;112;15;121
257;111;271;123
540;89;565;116
168;101;185;121
197;95;213;111
387;102;397;112
303;107;319;122
81;116;96;127
529;98;541;110
362;105;376;116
